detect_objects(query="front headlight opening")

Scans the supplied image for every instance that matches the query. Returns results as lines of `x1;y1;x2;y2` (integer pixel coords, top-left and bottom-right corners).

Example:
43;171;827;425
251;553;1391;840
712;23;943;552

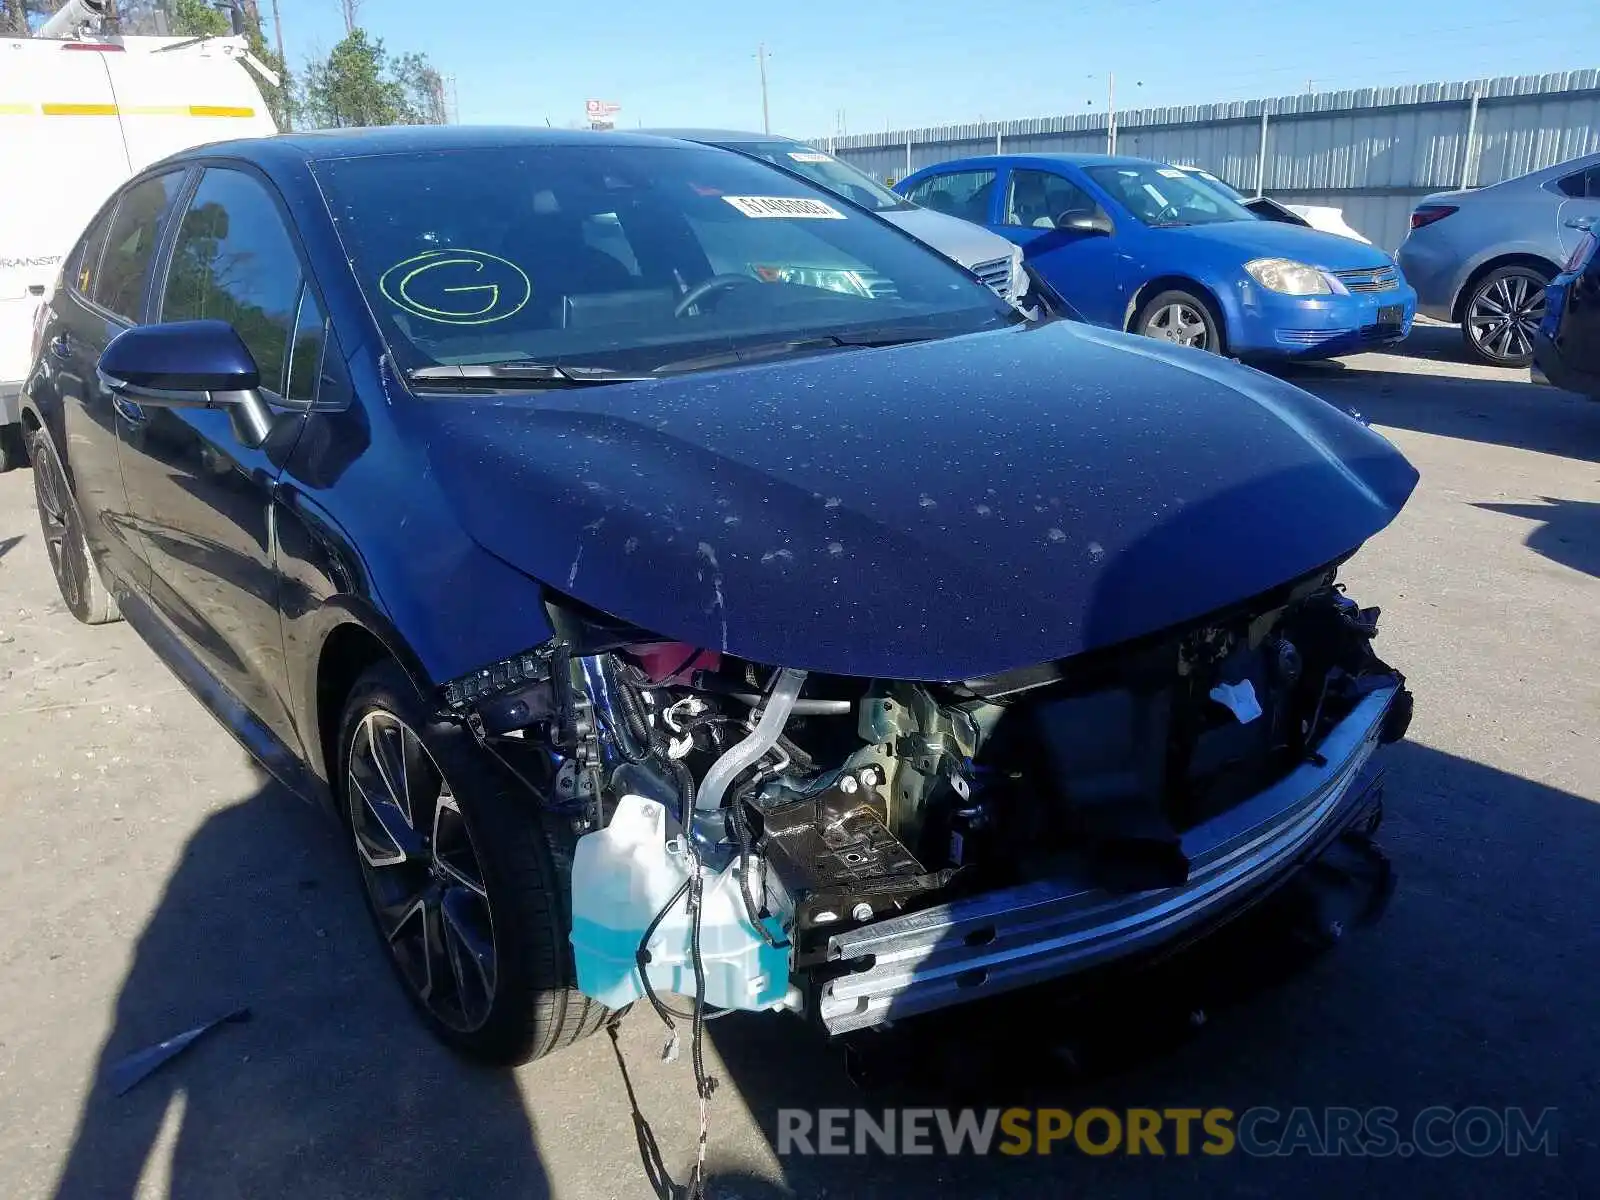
1008;244;1028;300
752;264;878;298
1245;257;1332;296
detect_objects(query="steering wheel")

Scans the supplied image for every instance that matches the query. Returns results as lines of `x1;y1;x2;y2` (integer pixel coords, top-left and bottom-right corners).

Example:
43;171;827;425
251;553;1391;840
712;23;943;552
675;273;762;318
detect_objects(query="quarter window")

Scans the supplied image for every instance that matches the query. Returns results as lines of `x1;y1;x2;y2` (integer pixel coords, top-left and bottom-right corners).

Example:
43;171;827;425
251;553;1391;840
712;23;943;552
72;205;115;299
1555;166;1600;199
94;171;186;321
162;168;304;394
284;286;328;405
904;170;997;225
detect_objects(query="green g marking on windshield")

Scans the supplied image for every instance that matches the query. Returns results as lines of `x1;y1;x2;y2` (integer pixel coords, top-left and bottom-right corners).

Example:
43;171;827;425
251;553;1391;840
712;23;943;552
378;249;533;325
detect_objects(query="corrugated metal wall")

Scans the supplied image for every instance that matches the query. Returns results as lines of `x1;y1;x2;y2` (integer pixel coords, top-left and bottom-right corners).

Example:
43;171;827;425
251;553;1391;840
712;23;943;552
820;70;1600;252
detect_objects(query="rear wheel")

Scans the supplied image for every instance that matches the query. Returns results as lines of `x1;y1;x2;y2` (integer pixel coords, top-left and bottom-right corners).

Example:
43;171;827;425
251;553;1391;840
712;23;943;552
29;428;119;625
336;660;609;1065
0;424;27;473
1461;264;1550;368
1136;289;1223;354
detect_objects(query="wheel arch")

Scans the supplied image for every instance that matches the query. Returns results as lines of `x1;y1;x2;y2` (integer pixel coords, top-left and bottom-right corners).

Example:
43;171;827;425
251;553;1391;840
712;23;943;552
1124;275;1230;348
305;604;439;795
1450;253;1561;323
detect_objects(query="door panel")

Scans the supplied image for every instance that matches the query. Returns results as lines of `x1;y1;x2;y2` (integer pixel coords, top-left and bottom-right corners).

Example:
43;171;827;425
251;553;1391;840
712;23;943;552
997;167;1128;327
55;171;188;594
115;166;313;754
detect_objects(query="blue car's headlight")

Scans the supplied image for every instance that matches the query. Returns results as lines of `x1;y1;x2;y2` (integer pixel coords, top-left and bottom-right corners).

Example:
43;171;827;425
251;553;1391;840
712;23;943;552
1245;257;1335;296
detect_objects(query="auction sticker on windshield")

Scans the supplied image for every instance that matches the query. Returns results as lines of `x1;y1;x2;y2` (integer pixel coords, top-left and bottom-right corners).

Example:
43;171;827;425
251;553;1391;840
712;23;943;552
722;195;846;219
788;151;833;163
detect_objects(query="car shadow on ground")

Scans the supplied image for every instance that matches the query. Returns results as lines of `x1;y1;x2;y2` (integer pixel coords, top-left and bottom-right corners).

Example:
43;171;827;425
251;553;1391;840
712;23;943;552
1382;321;1485;369
706;739;1598;1198
0;534;22;561
1472;497;1600;578
1276;358;1600;464
50;767;553;1200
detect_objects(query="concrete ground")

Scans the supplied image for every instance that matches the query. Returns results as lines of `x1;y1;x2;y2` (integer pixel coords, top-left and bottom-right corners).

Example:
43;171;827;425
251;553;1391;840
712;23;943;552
0;324;1595;1198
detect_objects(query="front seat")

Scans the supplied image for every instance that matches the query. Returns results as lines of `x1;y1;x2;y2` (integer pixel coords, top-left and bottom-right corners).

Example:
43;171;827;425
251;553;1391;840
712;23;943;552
1009;174;1053;228
512;191;636;321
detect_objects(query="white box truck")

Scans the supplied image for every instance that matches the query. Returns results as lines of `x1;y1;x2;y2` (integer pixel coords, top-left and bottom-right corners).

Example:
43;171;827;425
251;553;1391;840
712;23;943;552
0;3;278;469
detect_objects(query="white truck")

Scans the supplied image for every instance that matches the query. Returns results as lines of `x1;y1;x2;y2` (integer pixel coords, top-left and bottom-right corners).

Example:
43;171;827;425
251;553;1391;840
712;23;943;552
0;1;278;469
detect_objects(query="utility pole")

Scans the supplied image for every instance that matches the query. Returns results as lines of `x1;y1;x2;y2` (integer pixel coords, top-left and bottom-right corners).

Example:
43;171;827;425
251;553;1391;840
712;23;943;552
756;42;770;134
268;0;287;73
1108;71;1116;154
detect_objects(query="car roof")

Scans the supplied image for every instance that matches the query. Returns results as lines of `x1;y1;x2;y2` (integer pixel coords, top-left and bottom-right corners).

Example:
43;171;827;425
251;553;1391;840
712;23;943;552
638;128;805;146
150;124;710;170
907;152;1163;175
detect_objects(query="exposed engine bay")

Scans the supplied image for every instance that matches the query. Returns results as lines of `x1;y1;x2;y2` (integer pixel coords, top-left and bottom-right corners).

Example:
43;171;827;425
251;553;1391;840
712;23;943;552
443;561;1412;1028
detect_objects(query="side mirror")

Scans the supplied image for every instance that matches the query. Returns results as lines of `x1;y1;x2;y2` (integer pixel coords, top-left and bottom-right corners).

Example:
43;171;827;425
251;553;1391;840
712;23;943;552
98;320;274;448
1057;211;1113;236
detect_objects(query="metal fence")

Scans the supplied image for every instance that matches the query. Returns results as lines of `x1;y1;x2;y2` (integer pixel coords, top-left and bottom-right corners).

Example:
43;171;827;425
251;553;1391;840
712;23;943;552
818;70;1600;252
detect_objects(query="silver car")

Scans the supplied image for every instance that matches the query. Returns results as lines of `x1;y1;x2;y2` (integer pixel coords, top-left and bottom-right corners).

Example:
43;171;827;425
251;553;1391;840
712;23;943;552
1397;151;1600;367
644;129;1029;308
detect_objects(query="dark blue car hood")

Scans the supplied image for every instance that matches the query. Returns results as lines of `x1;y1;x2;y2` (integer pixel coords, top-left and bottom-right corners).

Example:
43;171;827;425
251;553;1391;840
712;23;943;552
417;320;1417;681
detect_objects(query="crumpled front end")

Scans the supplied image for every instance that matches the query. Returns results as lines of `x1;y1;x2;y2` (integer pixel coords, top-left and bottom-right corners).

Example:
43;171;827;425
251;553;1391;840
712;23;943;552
443;558;1411;1033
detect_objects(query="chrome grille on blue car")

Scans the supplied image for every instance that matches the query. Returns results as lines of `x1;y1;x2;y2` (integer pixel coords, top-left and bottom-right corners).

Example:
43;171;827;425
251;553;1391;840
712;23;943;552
1334;266;1401;293
971;256;1012;295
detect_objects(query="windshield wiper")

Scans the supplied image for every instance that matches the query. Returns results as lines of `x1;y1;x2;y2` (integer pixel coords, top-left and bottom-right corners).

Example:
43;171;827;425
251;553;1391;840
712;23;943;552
653;330;942;376
405;362;653;389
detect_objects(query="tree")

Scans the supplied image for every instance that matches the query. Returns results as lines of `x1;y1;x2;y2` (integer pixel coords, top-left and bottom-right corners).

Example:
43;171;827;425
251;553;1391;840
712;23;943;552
2;0;28;35
299;28;445;129
167;0;229;36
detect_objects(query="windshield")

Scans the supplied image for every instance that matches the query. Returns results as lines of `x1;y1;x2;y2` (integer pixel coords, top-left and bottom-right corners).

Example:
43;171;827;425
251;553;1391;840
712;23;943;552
1183;168;1249;204
1085;163;1257;226
313;144;1011;378
719;141;911;213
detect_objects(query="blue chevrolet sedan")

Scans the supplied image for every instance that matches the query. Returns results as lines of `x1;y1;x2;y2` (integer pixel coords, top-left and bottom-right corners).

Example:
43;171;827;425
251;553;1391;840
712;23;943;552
897;153;1417;359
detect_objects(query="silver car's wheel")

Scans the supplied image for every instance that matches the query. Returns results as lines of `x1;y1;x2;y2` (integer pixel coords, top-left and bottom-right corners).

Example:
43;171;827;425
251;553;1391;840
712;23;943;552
1136;289;1222;354
1462;266;1549;368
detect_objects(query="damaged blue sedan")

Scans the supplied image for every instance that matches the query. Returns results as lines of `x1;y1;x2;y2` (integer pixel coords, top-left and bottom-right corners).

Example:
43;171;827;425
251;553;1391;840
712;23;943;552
19;127;1417;1066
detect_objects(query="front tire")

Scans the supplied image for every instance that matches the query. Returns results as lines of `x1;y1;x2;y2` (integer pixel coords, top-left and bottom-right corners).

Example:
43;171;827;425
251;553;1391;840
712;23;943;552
1136;289;1223;354
1460;264;1550;368
29;428;119;625
336;660;609;1066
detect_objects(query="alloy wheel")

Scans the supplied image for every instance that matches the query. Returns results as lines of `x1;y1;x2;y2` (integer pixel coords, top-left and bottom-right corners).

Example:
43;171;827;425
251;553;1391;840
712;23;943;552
1467;272;1546;365
347;711;498;1033
1144;302;1211;350
31;440;90;616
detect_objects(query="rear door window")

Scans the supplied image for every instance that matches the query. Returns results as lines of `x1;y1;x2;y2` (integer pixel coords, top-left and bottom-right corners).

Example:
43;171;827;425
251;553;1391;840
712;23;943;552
904;170;997;224
162;168;305;394
93;171;187;322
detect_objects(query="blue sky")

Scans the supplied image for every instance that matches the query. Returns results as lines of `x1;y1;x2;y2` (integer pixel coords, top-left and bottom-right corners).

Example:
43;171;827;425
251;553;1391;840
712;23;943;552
269;0;1597;137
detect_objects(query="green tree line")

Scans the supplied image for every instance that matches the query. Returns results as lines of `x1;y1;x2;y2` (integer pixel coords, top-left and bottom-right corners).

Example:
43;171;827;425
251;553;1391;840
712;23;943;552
4;2;446;132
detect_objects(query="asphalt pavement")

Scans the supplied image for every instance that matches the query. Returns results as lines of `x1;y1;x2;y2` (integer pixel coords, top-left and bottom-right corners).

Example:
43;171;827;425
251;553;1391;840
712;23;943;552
0;324;1595;1198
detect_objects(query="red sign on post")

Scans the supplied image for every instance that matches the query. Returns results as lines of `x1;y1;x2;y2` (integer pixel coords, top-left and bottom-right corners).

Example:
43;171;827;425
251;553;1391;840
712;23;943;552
585;99;621;130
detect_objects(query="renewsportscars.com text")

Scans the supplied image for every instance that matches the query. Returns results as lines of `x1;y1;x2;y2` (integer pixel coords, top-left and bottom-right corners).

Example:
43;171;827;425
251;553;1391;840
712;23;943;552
776;1106;1558;1158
